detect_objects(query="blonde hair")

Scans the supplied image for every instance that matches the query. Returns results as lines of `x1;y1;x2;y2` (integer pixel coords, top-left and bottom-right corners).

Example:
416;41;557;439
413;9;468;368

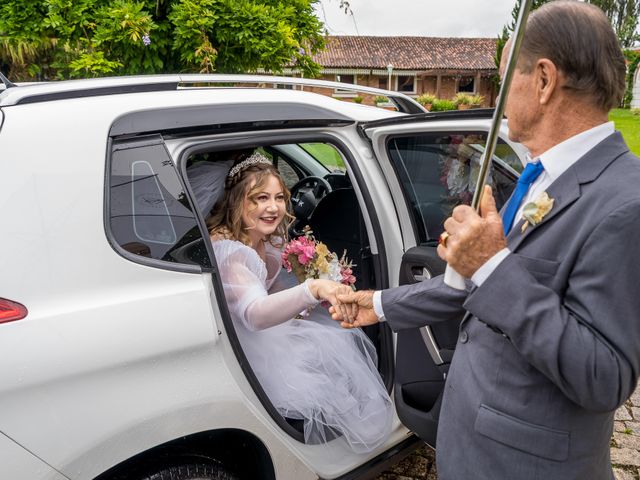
207;161;294;247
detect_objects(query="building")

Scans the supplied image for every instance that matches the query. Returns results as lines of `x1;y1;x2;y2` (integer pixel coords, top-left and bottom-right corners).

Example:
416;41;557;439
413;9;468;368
283;36;499;107
632;60;640;109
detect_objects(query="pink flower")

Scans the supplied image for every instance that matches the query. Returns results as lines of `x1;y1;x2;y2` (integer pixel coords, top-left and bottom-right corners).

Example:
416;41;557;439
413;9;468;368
281;252;292;271
281;227;357;289
341;267;356;286
297;244;315;264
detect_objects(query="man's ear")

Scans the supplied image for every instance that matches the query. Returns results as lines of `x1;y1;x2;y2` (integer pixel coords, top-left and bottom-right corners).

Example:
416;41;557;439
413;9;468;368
535;58;558;105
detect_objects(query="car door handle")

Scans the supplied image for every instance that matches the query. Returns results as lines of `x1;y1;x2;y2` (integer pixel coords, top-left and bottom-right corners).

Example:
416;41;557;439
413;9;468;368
411;267;432;282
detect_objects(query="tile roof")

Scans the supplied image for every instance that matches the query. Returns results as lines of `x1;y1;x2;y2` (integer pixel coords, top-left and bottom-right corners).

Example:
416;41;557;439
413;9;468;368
313;36;498;71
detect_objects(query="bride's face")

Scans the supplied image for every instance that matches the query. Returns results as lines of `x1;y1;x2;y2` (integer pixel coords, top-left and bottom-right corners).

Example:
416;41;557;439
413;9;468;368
242;174;286;245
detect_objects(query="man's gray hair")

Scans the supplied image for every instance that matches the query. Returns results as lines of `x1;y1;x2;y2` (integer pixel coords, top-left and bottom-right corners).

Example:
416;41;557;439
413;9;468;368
519;0;626;111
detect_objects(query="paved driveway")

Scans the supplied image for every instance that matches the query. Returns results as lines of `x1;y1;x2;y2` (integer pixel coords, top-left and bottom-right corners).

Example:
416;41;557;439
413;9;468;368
376;385;640;479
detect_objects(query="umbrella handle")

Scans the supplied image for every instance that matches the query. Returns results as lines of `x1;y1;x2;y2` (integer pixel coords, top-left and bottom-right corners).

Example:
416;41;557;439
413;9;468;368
444;264;466;290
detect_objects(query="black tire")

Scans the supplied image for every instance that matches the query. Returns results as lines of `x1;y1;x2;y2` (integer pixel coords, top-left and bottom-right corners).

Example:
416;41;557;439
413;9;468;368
141;463;237;480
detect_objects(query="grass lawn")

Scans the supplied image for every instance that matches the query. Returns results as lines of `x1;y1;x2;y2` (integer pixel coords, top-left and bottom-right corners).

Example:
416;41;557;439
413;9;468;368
610;109;640;156
300;143;346;170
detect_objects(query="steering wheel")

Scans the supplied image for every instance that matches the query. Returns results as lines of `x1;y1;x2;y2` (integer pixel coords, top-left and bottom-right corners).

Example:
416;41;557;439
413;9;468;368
289;176;332;236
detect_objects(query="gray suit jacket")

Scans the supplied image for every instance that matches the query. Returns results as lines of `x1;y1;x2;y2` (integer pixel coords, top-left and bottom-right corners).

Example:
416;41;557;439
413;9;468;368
382;132;640;480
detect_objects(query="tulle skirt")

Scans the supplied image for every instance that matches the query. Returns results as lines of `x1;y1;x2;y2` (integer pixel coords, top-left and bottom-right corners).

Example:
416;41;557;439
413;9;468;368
235;308;393;453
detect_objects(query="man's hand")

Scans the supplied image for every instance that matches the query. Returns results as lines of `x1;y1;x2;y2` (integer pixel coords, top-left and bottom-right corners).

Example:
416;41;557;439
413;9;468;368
310;279;358;323
329;290;380;329
437;186;506;278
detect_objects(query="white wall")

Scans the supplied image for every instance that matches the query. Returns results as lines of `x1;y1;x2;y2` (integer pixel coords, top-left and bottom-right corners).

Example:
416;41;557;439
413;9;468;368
632;66;640;109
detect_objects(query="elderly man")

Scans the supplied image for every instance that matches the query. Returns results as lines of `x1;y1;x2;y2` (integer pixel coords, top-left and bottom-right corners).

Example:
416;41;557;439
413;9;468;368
332;2;640;479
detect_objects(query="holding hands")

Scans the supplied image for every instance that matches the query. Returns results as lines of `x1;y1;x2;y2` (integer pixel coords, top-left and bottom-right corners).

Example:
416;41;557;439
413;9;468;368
309;279;359;323
329;290;379;328
329;187;507;329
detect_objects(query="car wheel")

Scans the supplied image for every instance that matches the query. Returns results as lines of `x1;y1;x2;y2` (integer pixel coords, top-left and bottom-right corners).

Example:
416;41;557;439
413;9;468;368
141;463;237;480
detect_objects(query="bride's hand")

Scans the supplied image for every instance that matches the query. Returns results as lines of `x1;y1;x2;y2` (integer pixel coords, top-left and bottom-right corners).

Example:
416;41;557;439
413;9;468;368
309;279;358;324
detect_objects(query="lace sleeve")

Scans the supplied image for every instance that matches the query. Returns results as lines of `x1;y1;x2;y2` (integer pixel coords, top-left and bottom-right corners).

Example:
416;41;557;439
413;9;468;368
214;240;319;331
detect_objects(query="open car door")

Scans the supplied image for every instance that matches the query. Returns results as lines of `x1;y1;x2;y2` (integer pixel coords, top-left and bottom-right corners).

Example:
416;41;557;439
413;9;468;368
361;112;524;446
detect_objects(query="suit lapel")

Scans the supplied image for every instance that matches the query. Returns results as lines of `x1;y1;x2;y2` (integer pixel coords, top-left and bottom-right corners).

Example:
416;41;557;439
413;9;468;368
506;132;629;252
507;171;581;251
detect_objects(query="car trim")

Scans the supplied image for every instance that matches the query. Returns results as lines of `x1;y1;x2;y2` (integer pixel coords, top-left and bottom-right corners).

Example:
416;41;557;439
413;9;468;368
109;102;354;137
12;82;177;105
1;74;426;113
324;435;424;480
359;108;498;131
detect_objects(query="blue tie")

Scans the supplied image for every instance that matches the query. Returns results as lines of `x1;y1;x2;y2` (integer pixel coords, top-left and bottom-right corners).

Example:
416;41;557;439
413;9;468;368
502;161;544;234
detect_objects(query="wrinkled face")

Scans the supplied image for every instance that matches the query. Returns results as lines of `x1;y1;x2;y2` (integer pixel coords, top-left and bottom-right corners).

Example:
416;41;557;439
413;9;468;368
242;174;286;245
501;40;539;146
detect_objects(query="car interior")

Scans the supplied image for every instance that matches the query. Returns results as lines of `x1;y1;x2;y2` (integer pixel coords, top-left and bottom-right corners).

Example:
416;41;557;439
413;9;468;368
183;141;389;442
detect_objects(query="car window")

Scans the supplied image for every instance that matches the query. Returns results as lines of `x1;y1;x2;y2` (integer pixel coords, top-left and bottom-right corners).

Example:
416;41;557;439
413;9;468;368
300;143;346;171
109;137;211;268
388;132;517;244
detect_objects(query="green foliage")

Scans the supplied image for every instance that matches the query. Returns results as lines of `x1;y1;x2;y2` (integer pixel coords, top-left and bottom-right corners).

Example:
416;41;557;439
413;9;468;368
493;0;550;90
623;49;640;108
0;0;325;80
610;108;640;156
469;94;484;106
430;99;457;112
588;0;639;48
416;93;436;105
68;51;123;78
453;92;472;105
374;95;388;104
352;95;363;103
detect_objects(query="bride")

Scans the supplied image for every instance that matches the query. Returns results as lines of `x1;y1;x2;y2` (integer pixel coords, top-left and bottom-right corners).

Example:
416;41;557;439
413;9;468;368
203;151;393;453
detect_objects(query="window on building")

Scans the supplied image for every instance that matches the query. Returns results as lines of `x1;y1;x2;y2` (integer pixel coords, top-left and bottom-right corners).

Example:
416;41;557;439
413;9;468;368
378;77;389;90
457;76;475;93
336;74;355;85
334;74;357;95
396;76;416;94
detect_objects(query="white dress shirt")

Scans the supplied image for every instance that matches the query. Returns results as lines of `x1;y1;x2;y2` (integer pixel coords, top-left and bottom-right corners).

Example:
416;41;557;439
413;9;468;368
374;121;615;320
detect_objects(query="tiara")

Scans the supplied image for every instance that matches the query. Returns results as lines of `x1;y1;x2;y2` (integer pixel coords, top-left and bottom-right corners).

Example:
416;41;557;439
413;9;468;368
227;152;272;179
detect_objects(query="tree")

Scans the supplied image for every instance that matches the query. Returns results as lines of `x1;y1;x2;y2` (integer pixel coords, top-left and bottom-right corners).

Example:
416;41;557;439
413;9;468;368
587;0;640;48
0;0;325;80
493;0;550;90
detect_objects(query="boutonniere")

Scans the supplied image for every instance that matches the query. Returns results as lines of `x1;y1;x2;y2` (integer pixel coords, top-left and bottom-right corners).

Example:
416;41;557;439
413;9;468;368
521;192;555;233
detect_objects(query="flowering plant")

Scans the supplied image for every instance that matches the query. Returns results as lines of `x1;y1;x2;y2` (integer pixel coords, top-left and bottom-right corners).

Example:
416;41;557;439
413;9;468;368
282;226;356;288
521;191;554;233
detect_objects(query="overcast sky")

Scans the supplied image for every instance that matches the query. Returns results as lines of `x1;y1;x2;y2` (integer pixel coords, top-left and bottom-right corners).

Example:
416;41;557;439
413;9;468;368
314;0;518;38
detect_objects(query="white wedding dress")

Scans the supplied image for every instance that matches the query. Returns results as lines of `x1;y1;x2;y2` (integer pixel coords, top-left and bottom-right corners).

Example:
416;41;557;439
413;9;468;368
212;238;393;453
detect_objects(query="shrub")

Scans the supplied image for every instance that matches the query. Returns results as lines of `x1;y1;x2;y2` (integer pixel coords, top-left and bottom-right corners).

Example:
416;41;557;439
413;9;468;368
353;95;363;104
430;99;457;111
416;93;437;105
469;94;484;106
453;92;473;105
374;95;388;104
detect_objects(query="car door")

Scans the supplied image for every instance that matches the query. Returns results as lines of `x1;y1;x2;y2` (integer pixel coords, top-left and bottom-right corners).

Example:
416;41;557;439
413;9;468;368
361;114;524;446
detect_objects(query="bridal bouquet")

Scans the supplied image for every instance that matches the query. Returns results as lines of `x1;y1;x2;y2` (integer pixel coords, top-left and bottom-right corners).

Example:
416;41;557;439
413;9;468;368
281;226;356;288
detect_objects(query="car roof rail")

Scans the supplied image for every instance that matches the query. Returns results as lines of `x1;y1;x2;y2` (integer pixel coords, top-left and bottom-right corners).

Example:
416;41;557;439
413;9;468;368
0;71;17;90
0;73;426;114
178;74;426;114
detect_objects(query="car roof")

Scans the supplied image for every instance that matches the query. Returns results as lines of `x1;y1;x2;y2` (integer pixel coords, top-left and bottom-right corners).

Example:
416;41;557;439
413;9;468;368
0;74;423;114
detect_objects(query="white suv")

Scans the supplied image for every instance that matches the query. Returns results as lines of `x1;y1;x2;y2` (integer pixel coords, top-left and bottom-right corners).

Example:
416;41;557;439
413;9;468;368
0;75;525;480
